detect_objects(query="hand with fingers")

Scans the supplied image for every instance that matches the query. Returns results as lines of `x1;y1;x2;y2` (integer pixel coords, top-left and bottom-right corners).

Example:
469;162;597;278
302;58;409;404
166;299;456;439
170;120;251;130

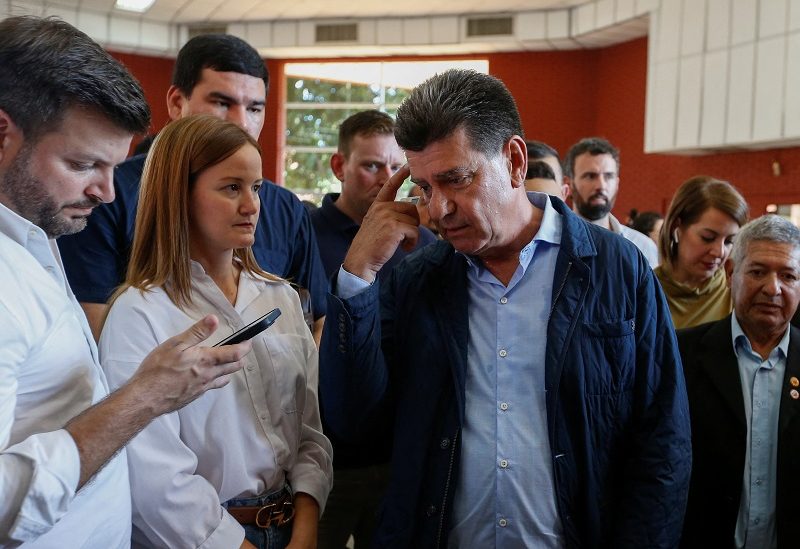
342;164;421;283
129;314;252;416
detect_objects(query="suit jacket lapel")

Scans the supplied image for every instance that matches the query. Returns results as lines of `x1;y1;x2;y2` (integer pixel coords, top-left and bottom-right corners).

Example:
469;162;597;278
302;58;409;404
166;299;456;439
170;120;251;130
700;317;747;427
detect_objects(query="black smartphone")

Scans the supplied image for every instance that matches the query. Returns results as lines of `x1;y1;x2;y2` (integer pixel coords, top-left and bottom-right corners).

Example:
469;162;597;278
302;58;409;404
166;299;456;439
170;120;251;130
212;308;281;346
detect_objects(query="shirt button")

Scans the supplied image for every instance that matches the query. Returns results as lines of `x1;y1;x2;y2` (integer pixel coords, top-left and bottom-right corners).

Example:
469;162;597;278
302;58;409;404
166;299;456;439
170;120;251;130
259;413;267;420
499;459;508;468
498;518;508;527
247;364;255;371
499;349;507;358
500;297;508;304
499;402;509;411
753;517;760;525
755;478;762;486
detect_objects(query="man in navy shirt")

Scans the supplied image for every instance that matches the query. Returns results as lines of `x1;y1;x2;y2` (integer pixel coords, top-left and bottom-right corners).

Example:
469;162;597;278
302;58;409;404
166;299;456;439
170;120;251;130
310;110;436;549
58;33;328;342
311;110;436;280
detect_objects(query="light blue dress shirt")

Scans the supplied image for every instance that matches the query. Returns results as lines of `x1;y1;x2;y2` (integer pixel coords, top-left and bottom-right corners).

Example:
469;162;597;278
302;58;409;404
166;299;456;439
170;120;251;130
731;314;788;549
448;192;564;548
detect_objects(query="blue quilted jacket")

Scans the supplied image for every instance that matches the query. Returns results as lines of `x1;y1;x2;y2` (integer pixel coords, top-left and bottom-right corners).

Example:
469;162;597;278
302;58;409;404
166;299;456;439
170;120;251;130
320;197;691;548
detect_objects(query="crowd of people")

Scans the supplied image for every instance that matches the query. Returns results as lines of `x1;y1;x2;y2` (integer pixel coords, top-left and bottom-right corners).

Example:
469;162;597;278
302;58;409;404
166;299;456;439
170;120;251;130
2;14;799;549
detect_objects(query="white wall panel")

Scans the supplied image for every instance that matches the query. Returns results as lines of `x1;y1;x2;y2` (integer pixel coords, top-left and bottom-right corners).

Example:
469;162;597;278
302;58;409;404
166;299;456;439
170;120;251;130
730;0;757;45
700;49;729;145
753;36;786;140
784;32;800;134
657;0;682;60
791;0;800;30
140;20;170;51
78;11;109;43
575;2;596;35
429;17;458;44
616;0;636;21
109;16;139;48
297;21;315;47
652;59;679;150
546;10;570;39
680;0;705;55
517;11;547;40
377;18;403;45
596;0;615;29
245;22;272;49
706;0;731;50
404;18;430;45
676;54;703;147
759;0;787;38
359;20;377;45
725;43;755;142
272;21;297;47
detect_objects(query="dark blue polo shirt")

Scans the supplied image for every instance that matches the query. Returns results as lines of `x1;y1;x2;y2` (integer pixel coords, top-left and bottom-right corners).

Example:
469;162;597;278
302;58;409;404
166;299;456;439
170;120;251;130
310;192;437;468
310;192;438;282
58;154;328;319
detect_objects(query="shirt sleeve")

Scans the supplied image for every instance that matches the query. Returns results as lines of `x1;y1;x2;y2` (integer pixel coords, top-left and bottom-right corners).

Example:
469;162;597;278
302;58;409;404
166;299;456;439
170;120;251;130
284;297;333;512
335;266;373;300
0;303;80;545
100;305;247;549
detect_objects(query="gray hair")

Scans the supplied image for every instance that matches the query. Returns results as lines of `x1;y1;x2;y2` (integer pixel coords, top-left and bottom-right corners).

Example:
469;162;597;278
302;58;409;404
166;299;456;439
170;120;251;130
730;214;800;269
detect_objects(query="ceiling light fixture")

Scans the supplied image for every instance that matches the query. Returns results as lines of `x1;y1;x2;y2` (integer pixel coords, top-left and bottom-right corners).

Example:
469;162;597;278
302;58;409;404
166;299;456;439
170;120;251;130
115;0;156;13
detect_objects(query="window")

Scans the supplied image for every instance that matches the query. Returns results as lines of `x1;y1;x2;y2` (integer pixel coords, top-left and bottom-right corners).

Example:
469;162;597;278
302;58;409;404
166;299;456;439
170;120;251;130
283;60;489;202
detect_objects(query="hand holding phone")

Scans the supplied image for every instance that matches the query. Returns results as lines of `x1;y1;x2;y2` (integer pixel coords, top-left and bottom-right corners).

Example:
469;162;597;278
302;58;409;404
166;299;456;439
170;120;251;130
213;308;281;346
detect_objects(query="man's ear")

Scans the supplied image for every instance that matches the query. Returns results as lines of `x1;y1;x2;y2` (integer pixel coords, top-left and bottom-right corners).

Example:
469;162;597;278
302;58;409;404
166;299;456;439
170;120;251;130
508;135;527;188
330;152;346;183
166;85;187;121
0;109;23;168
724;259;734;287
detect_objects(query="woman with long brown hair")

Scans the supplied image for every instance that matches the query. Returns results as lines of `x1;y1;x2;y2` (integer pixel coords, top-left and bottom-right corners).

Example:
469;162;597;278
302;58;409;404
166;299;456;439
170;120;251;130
655;176;749;329
99;114;332;549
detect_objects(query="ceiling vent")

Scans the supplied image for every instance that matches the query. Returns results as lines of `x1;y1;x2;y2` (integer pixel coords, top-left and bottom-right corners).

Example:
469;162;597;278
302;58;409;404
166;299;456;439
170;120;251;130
315;23;358;43
466;16;513;37
187;24;229;39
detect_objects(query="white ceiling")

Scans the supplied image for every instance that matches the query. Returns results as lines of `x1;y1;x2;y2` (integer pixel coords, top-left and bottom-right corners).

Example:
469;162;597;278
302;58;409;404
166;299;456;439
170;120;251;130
71;0;589;23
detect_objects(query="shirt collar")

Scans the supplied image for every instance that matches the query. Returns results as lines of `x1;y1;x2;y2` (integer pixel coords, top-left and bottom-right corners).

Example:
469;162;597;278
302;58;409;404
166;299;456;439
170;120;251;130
0;200;42;249
607;213;625;235
320;193;360;232
462;191;563;273
731;313;790;363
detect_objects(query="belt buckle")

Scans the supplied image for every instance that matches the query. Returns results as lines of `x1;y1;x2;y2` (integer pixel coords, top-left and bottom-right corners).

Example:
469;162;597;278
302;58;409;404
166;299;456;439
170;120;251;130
255;499;295;529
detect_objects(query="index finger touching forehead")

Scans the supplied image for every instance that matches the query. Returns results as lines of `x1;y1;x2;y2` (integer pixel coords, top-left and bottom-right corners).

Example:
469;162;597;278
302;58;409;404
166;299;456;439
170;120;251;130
374;163;410;202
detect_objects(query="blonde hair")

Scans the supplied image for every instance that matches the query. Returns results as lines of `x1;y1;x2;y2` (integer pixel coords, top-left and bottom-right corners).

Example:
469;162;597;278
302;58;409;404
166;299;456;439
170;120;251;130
659;175;749;269
117;114;278;308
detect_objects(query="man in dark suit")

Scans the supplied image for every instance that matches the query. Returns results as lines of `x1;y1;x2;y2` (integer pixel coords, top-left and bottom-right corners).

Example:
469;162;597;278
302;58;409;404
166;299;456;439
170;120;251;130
679;214;800;549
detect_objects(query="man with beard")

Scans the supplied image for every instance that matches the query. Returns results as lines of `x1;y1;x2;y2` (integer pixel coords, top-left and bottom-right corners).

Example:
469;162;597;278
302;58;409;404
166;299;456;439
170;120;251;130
0;16;249;547
564;137;659;266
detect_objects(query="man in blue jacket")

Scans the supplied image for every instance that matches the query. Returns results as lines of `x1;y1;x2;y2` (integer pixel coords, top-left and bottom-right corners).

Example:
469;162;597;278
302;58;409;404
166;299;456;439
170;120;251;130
319;69;691;548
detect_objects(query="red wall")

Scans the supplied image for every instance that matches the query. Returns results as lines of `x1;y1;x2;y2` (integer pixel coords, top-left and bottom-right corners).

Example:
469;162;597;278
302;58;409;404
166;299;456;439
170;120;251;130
112;38;800;217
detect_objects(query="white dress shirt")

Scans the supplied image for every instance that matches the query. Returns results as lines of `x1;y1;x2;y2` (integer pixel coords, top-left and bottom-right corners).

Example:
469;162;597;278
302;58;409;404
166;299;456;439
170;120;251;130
609;213;660;267
100;262;332;548
0;202;130;548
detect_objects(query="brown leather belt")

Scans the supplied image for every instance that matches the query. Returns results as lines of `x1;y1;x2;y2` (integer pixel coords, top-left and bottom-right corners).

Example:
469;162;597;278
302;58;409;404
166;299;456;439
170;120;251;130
227;491;295;529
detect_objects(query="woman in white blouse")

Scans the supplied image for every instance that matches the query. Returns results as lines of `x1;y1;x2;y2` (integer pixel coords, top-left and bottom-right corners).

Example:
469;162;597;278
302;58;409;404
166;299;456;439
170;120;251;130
99;114;332;549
